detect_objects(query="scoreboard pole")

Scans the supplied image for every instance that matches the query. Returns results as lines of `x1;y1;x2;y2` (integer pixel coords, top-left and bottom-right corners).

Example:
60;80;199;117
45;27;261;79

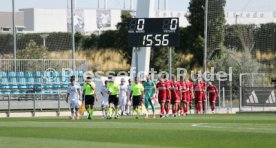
168;47;172;80
135;47;139;77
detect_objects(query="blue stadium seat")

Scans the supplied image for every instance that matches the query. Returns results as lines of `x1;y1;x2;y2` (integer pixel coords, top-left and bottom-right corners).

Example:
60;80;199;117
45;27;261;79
9;78;18;89
34;78;42;89
44;71;51;78
34;72;41;78
8;72;16;77
16;72;24;77
0;77;9;89
78;71;84;77
27;77;34;89
25;72;33;77
0;72;7;77
18;78;27;89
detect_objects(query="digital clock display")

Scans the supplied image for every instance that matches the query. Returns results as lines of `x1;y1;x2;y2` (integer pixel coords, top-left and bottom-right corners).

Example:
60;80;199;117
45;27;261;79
128;18;179;47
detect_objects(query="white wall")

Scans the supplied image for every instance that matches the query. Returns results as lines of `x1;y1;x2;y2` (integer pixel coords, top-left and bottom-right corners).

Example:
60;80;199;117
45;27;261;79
20;8;67;32
226;11;276;25
21;8;34;31
155;10;189;27
34;9;67;32
83;9;122;34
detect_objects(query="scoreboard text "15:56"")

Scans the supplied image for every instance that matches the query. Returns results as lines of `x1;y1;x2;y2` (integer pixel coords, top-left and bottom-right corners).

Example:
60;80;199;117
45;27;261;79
128;18;180;47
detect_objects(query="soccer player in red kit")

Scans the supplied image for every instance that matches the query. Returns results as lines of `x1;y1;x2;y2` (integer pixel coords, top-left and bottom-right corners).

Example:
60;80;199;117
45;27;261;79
207;82;218;113
171;76;181;117
194;80;203;114
179;76;188;116
186;78;193;113
156;77;168;118
164;76;172;117
200;79;207;113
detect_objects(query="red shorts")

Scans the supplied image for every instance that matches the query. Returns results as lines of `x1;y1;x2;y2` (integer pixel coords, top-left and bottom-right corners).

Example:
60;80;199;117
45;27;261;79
195;95;202;102
209;95;217;103
186;93;192;103
202;93;206;101
172;97;181;104
158;95;166;104
181;93;187;103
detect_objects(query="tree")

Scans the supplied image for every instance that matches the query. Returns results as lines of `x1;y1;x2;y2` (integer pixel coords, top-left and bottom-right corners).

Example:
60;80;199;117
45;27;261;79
97;30;118;49
115;11;133;64
75;32;84;51
82;34;98;49
17;40;48;59
209;48;260;99
187;0;205;38
187;0;226;65
150;47;180;73
207;0;226;59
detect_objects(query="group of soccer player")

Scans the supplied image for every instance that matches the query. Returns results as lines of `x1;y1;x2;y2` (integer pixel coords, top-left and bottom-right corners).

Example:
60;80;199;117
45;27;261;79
156;75;218;118
66;74;218;120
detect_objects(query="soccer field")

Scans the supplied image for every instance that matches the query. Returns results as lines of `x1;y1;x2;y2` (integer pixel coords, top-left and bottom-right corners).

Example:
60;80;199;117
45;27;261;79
0;114;275;148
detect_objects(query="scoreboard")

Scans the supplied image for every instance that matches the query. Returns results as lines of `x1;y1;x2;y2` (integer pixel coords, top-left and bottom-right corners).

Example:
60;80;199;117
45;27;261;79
128;18;180;47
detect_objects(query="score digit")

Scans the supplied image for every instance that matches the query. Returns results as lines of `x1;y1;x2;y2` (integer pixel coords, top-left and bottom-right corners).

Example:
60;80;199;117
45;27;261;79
170;19;178;31
155;34;162;46
162;34;169;46
137;19;145;31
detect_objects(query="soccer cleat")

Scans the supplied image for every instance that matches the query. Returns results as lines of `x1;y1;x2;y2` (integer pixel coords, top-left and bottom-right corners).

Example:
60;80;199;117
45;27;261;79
70;115;75;120
87;114;91;120
145;114;148;119
173;114;177;117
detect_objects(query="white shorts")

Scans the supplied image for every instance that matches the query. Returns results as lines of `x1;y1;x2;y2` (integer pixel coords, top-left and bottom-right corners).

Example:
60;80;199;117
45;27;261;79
101;97;109;107
70;100;79;109
119;96;127;106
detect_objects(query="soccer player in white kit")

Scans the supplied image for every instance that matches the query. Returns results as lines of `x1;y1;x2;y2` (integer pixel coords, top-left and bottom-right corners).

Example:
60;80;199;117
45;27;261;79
100;80;109;118
66;77;82;120
119;78;128;116
126;79;132;115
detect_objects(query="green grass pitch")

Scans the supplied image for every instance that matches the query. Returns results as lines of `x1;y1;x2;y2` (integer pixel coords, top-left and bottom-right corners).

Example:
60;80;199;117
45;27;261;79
0;114;275;148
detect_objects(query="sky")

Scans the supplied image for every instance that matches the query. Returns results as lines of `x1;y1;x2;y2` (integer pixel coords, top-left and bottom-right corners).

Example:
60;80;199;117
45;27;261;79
0;0;276;12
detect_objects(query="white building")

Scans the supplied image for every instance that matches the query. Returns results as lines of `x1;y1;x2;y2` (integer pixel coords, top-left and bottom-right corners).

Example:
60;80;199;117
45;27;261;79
1;9;276;34
19;8;122;34
225;11;276;25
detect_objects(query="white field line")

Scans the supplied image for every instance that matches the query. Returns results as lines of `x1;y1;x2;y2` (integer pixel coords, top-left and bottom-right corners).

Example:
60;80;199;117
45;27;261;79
191;123;276;131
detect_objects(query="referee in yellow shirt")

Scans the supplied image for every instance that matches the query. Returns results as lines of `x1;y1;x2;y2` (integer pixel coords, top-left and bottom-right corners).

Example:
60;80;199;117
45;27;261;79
83;77;97;120
107;77;120;119
130;77;144;119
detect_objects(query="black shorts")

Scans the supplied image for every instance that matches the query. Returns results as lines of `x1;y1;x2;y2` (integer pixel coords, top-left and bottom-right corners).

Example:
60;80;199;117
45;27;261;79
132;95;142;107
108;95;119;106
85;95;95;106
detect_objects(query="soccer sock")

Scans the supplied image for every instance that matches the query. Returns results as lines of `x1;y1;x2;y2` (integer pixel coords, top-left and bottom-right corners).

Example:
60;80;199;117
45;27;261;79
211;106;215;111
198;105;201;113
91;109;94;117
184;106;188;113
108;107;112;116
165;105;170;114
196;103;199;113
202;102;206;112
134;108;138;116
75;108;79;117
137;107;140;117
149;100;155;112
115;108;119;116
161;106;165;115
145;98;149;111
